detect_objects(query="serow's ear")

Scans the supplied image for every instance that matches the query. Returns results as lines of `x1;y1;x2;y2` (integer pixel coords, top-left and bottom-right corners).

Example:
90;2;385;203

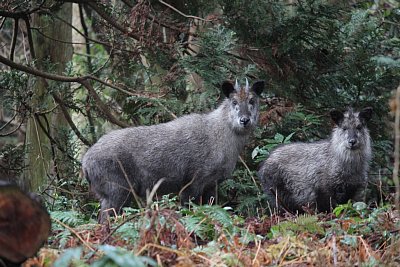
359;107;373;122
330;109;344;125
221;81;235;98
251;80;265;96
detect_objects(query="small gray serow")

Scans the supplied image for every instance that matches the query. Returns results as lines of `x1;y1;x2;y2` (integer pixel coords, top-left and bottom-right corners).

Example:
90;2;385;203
82;79;264;221
258;107;373;213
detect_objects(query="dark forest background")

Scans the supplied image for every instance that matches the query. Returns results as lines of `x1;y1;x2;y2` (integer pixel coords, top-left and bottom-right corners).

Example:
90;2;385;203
0;0;399;266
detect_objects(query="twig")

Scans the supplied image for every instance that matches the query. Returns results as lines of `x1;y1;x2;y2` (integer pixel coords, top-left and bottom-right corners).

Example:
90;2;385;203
239;155;258;187
42;8;135;53
136;242;186;257
358;236;376;260
116;159;143;209
269;187;295;215
52;217;95;252
182;216;207;244
252;238;262;265
0;17;6;30
136;241;215;265
86;212;142;261
155;99;177;119
0;113;17;131
31;26;115;77
33;113;76;162
78;4;93;73
276;236;291;265
393;84;400;211
178;172;197;201
31;113;51;184
0;120;23;136
158;0;212;22
146;178;166;208
31;27;93;45
332;232;337;267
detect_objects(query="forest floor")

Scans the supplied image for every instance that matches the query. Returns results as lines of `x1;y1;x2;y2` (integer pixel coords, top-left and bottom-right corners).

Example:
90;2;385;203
24;199;400;267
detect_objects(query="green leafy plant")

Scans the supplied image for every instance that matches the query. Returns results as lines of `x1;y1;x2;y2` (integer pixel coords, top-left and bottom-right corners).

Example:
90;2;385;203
52;247;84;267
269;214;324;238
91;245;156;267
333;201;369;218
252;132;295;162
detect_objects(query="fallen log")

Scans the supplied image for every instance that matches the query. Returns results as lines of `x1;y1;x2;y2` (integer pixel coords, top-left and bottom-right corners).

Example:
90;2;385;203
0;182;51;266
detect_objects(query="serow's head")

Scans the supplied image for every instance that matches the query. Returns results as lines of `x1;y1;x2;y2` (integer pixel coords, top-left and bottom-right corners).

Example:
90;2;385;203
330;107;373;150
221;79;264;133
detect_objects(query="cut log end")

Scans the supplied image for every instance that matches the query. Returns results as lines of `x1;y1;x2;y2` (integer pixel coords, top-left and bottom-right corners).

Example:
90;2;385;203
0;183;51;264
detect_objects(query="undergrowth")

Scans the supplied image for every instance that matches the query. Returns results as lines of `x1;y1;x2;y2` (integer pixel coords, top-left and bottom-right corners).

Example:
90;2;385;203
30;195;400;267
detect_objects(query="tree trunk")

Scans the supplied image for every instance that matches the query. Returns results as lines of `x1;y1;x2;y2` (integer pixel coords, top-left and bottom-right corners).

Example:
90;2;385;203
23;2;73;192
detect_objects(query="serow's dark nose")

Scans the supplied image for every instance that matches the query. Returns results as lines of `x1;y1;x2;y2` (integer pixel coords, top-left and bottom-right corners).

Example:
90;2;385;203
349;139;357;146
240;117;250;126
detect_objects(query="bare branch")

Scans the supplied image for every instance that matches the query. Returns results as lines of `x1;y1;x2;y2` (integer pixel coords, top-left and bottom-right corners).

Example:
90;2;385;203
0;56;130;128
33;113;76;162
31;27;93;45
0;113;18;132
9;18;19;61
0;120;24;137
87;1;140;41
23;16;35;59
0;17;6;30
78;4;93;73
0;6;42;19
80;80;130;128
0;54;89;82
51;93;93;147
158;0;212;22
41;9;126;52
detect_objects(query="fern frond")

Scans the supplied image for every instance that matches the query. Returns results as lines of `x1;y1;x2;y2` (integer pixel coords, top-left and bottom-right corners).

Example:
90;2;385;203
51;210;86;228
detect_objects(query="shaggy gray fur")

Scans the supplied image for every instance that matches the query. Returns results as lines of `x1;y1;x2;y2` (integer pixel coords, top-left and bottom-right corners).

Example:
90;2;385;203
82;80;264;221
258;107;373;213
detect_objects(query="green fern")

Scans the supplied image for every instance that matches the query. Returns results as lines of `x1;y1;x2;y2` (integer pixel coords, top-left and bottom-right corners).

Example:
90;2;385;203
180;214;210;240
115;222;140;243
50;210;88;249
180;205;235;240
51;210;86;227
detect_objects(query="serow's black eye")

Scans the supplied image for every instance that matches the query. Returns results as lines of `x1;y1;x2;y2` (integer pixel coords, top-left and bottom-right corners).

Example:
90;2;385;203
232;100;238;105
249;98;255;105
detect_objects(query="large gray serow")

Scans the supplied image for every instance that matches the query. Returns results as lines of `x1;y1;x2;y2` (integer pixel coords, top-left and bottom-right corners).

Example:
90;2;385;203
258;107;373;213
82;79;264;221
